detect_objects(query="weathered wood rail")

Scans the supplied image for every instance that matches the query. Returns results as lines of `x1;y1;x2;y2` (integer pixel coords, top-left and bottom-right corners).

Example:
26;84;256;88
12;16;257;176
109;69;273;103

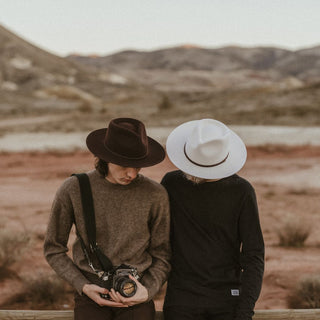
1;309;320;320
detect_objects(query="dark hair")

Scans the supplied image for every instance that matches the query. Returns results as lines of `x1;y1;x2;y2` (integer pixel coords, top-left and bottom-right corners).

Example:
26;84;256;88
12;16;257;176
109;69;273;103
95;158;109;177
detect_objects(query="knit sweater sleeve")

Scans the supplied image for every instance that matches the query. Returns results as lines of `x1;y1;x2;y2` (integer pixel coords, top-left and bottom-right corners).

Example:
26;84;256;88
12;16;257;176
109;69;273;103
235;186;265;320
140;187;171;300
43;179;90;295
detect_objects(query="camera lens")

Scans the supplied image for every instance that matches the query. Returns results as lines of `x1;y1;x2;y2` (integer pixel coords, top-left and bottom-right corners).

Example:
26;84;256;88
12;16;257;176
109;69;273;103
114;277;137;297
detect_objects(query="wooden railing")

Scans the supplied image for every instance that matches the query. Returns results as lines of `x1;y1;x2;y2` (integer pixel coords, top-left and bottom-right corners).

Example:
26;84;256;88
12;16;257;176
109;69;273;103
1;309;320;320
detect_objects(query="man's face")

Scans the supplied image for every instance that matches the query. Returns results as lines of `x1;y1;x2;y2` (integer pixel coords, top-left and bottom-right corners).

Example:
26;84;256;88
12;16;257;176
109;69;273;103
106;163;141;185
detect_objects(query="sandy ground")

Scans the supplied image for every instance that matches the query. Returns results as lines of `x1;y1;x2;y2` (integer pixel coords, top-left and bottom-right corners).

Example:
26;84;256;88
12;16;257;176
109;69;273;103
0;146;320;311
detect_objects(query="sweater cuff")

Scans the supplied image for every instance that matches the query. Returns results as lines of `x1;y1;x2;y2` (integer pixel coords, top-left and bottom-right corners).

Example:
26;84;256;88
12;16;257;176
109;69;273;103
75;278;92;296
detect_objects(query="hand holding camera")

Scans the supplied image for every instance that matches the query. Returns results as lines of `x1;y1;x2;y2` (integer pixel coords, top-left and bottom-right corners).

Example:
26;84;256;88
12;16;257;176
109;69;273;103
108;275;149;307
99;264;139;300
83;269;148;308
82;284;128;308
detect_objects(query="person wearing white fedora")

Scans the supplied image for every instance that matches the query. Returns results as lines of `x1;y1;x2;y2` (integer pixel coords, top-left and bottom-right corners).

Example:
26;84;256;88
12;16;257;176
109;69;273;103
161;119;264;320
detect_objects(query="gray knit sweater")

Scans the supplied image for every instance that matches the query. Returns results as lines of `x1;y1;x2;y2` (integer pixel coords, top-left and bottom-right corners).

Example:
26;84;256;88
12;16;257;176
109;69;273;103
44;170;171;300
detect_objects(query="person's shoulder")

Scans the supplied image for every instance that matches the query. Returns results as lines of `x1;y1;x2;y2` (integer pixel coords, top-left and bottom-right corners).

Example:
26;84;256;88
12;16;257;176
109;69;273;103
231;174;255;193
138;175;169;202
51;175;79;204
161;170;183;184
139;175;167;192
56;171;94;196
58;174;78;191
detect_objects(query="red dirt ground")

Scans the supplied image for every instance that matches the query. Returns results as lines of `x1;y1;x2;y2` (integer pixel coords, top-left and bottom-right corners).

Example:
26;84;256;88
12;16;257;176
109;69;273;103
0;146;320;310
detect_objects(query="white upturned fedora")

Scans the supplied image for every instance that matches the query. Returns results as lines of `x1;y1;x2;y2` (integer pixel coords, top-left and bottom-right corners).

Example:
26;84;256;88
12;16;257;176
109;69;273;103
166;119;247;179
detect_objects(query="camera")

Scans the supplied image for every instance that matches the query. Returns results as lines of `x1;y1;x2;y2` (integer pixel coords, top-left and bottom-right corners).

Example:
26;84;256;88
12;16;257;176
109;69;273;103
100;264;138;299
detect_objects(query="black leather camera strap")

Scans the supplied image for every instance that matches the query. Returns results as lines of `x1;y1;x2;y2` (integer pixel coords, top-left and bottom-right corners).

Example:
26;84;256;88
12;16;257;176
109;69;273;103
72;173;113;272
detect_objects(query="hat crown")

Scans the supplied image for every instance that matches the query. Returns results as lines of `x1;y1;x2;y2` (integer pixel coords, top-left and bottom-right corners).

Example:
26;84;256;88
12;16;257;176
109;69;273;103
104;118;148;159
185;119;230;166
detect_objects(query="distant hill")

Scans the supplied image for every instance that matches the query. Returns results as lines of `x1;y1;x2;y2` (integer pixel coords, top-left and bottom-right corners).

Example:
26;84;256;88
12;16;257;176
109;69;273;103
0;24;92;90
68;45;320;83
0;24;159;128
0;23;319;133
67;45;320;128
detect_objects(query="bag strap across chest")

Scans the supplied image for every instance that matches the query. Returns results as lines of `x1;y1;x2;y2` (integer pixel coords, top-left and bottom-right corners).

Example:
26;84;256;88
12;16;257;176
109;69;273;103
72;173;113;272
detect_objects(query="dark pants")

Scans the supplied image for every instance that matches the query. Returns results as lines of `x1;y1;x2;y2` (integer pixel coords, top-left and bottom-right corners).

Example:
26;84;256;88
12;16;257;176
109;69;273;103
74;293;155;320
164;306;235;320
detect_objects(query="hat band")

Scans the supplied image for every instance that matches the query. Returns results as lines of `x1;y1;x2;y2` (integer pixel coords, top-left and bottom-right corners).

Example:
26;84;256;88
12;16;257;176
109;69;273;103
184;143;229;168
104;143;148;160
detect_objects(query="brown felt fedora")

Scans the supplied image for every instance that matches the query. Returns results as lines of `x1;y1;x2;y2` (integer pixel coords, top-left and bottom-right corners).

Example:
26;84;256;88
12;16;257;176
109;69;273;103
86;118;165;167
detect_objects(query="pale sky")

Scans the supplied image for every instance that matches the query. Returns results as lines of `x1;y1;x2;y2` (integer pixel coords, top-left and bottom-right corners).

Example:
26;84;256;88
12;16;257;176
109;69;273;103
0;0;319;57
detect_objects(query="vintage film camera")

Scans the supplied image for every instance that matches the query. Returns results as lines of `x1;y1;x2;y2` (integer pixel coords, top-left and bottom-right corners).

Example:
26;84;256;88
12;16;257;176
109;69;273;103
99;264;139;299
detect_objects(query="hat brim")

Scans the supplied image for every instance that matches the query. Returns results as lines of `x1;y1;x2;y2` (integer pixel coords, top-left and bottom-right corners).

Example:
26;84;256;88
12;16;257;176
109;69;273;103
86;128;165;167
166;120;247;179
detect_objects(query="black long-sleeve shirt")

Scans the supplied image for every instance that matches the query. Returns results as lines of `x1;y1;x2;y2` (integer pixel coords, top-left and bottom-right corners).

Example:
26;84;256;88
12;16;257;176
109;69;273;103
161;171;264;320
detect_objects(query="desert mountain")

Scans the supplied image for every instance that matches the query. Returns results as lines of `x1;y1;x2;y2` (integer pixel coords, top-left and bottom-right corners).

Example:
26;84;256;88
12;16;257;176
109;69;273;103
68;45;320;127
68;45;320;84
0;23;319;132
0;24;92;91
0;24;159;128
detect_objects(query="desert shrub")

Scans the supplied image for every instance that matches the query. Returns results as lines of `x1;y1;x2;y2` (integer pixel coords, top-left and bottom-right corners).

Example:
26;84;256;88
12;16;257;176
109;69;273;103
0;230;30;279
263;190;276;199
277;217;311;247
158;94;172;110
78;100;93;113
287;188;311;196
1;273;69;308
45;85;85;100
22;273;67;306
288;275;320;308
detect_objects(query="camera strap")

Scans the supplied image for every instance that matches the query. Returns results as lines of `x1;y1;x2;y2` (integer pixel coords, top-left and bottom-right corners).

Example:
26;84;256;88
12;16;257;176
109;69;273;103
72;173;113;273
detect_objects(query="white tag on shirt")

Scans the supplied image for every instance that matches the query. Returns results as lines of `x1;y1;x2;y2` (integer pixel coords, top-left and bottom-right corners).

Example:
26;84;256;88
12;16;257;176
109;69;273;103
231;289;240;296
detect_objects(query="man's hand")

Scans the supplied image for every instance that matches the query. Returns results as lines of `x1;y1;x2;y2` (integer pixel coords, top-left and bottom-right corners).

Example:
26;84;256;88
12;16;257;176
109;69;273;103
82;284;128;307
108;275;149;307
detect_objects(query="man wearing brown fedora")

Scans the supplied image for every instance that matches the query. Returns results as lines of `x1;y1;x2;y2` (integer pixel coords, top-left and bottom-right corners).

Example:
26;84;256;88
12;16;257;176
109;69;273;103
44;118;171;320
161;119;264;320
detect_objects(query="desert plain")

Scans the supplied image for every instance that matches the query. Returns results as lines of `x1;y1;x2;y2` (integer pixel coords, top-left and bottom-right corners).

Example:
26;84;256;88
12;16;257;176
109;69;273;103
0;140;320;311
